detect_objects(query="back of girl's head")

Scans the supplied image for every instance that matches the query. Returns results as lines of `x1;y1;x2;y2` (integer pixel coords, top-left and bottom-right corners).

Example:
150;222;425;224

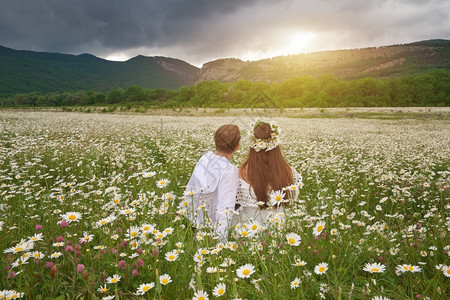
254;123;272;139
214;124;240;153
241;122;293;205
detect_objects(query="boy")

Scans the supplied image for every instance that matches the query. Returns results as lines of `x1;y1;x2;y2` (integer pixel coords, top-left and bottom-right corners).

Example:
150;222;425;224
185;124;240;241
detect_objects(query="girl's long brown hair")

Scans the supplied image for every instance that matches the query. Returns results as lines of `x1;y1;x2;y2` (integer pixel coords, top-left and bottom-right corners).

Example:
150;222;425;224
240;123;293;206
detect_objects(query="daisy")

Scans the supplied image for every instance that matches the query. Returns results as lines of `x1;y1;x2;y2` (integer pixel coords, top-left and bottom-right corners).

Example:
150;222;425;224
31;251;45;259
269;190;285;207
50;251;62;259
28;233;44;242
159;274;172;285
165;250;179;262
0;290;24;299
409;265;422;273
143;172;156;178
3;240;34;254
96;218;110;228
164;227;174;234
314;262;329;275
212;283;226;297
126;226;140;239
363;263;386;273
12;256;30;268
236;263;255;278
136;282;155;295
193;290;209;300
93;245;106;250
292;258;307;267
290;277;301;289
442;265;450;277
396;264;421;273
389;248;399;255
286;232;301;246
206;267;218;273
80;232;94;243
106;274;121;284
313;221;326;236
60;211;82;223
97;284;108;293
156;179;170;188
248;221;261;232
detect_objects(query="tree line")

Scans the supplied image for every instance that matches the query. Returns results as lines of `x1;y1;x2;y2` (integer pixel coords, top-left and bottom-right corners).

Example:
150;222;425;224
1;70;449;108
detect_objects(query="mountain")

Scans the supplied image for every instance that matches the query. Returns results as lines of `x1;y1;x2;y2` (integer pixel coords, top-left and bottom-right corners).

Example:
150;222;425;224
1;39;449;98
196;39;450;83
0;46;199;97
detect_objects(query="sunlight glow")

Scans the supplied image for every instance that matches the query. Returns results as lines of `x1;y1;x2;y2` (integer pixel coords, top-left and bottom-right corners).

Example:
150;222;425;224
241;31;316;62
104;53;130;61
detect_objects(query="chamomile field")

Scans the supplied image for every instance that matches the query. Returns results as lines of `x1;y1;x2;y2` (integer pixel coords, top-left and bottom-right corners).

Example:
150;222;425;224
0;110;449;299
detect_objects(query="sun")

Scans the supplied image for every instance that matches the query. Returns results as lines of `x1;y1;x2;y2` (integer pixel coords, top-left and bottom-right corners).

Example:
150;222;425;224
284;31;316;55
241;31;316;62
104;52;130;61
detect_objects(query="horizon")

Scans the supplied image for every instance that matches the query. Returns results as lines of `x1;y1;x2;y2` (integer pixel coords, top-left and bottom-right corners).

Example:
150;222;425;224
2;38;448;68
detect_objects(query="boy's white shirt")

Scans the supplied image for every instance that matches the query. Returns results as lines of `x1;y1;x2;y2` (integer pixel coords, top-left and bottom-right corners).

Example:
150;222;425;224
185;151;238;240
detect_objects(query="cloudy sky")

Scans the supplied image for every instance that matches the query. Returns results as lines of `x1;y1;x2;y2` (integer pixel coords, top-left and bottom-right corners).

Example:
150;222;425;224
0;0;449;67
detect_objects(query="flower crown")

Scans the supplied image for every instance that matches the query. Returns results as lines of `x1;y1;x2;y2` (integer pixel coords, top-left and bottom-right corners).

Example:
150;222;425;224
248;119;280;152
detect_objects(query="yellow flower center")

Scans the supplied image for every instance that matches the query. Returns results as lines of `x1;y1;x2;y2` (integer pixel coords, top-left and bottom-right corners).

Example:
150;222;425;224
243;269;250;276
317;225;323;232
131;232;137;236
218;288;224;295
409;266;414;271
241;231;248;236
275;195;282;201
68;215;76;220
251;225;258;230
289;238;296;244
101;288;107;292
162;279;168;284
371;268;379;272
447;269;450;274
142;286;150;292
14;247;23;252
169;255;175;260
199;297;205;300
111;278;117;283
319;267;325;272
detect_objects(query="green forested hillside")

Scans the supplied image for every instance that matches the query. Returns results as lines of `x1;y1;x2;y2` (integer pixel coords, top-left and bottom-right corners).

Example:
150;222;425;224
0;46;199;97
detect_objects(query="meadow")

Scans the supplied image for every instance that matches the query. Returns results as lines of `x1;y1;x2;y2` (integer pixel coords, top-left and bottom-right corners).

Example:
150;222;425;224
0;110;449;299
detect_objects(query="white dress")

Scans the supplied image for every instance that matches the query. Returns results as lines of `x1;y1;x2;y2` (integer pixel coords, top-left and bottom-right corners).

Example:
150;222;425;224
233;167;302;225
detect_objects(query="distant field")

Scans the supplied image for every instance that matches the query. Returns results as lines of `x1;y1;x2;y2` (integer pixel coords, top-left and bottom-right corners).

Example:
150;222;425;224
0;111;449;299
4;106;450;120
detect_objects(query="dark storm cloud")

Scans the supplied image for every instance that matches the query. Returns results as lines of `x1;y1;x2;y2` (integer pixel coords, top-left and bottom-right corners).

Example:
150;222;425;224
0;0;449;66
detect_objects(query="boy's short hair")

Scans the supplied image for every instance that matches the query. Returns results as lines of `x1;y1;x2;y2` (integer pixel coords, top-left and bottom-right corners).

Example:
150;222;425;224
214;124;240;153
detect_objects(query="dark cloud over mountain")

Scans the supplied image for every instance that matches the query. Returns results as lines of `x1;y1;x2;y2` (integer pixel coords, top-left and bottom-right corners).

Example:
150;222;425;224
0;0;449;66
